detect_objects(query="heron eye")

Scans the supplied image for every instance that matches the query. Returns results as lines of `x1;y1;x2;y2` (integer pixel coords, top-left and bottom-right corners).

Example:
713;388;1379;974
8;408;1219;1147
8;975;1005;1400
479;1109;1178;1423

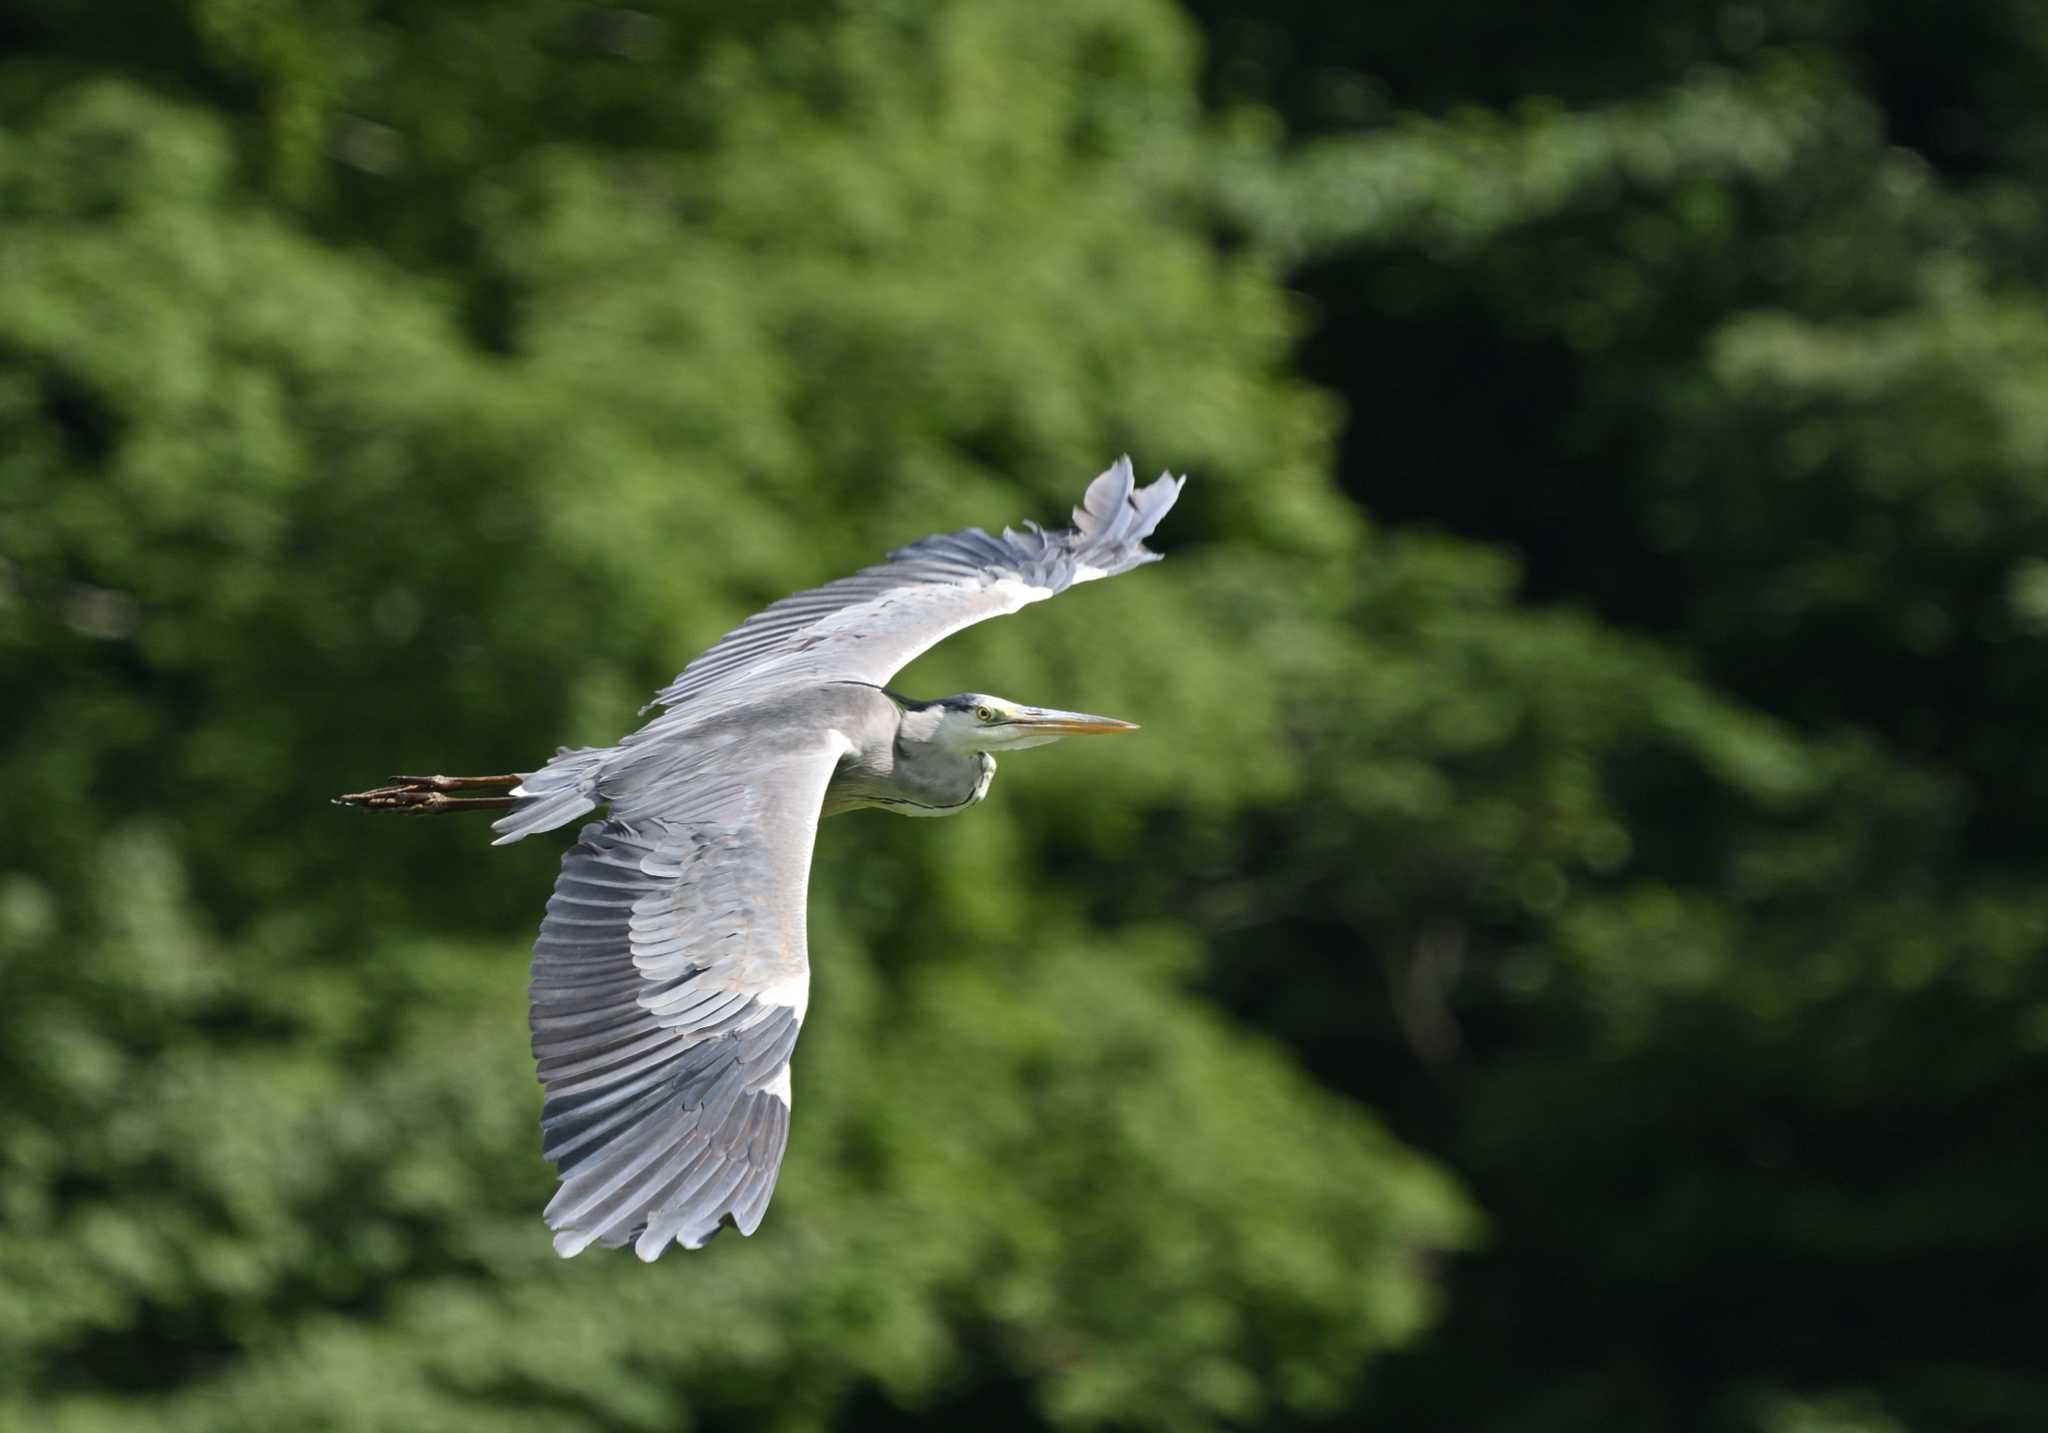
975;706;995;722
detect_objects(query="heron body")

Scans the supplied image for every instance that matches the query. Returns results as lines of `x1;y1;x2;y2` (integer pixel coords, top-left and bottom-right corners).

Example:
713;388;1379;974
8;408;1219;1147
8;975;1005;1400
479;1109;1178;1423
341;457;1182;1259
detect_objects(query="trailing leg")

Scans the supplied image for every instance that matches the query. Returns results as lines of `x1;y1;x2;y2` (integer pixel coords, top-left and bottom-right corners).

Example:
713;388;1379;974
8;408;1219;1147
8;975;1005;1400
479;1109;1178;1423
335;773;522;814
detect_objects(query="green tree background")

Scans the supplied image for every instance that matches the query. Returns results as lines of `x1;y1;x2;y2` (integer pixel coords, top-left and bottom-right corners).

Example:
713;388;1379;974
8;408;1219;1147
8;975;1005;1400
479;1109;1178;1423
3;2;2044;1430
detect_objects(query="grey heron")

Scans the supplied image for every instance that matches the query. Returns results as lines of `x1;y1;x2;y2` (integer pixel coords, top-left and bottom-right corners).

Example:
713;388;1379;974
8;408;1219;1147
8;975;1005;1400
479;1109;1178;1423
338;457;1184;1259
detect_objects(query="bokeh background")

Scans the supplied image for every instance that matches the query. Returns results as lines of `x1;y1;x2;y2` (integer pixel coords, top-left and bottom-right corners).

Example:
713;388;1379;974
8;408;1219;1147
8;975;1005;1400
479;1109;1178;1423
5;2;2047;1429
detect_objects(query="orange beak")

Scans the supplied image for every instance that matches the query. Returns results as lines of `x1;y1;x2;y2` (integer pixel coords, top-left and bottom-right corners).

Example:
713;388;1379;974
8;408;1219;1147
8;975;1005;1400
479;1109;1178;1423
1012;706;1140;735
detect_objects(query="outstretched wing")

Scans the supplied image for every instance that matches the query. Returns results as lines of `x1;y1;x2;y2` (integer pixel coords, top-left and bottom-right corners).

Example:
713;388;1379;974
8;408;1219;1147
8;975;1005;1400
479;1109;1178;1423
528;739;844;1260
644;456;1183;713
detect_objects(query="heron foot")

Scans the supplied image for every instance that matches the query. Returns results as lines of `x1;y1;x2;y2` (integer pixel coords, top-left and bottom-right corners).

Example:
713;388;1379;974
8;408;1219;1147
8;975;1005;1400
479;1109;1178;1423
334;773;522;814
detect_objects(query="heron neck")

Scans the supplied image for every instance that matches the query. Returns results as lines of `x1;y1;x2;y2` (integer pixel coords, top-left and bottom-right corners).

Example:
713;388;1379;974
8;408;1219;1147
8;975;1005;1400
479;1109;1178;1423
822;706;995;818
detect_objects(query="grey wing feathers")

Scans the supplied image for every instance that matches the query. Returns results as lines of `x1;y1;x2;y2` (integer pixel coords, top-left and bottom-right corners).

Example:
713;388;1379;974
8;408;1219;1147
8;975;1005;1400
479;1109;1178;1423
643;456;1184;712
529;748;837;1259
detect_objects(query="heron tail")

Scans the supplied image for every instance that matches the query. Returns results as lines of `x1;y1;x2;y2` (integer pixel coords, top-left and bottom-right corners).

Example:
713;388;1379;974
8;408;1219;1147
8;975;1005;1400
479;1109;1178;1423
491;746;606;845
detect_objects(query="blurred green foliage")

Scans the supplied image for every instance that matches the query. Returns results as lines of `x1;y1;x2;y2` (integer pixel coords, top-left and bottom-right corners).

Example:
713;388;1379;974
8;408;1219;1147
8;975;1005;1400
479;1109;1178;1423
2;1;2045;1430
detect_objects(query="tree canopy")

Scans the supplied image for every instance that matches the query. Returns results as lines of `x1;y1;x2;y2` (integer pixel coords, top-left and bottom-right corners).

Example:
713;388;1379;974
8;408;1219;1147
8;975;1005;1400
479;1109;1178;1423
3;2;2045;1430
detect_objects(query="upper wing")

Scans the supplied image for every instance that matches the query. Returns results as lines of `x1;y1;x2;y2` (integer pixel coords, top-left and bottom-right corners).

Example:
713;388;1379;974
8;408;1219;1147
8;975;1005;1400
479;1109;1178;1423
644;456;1183;712
528;738;844;1259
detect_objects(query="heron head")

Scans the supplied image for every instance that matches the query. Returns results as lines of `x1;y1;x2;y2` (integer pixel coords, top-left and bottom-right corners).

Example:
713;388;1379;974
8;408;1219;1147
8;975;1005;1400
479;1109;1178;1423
931;693;1138;752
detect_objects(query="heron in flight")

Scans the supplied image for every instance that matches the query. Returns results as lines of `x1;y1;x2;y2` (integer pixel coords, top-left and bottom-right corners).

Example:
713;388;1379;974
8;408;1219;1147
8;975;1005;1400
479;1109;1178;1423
339;457;1183;1259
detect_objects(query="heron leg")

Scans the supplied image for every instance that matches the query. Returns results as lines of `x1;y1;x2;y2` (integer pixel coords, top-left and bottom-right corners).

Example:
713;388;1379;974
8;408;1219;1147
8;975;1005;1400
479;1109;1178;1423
390;773;522;792
334;773;522;814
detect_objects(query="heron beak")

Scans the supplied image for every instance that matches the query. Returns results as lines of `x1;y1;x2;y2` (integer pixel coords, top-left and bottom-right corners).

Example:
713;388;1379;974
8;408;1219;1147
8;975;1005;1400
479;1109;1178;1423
1013;706;1140;736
